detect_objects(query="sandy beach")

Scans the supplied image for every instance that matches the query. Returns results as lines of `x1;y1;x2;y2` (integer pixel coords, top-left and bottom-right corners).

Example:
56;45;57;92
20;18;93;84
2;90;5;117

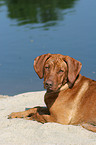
0;91;96;145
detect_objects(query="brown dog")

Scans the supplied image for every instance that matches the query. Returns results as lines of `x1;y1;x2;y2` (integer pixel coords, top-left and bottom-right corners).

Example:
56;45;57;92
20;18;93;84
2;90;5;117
8;54;96;132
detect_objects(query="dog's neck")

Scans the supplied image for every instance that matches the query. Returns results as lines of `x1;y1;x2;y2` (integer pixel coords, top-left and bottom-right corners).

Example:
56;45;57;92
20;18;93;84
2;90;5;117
60;74;82;91
60;82;71;91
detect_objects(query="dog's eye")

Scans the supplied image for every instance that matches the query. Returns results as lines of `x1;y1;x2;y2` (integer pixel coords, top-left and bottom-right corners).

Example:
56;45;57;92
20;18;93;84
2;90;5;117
45;66;49;70
59;70;64;73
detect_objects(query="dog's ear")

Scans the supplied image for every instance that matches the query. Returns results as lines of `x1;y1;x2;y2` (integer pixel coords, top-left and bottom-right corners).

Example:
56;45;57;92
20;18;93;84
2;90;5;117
34;53;51;79
64;56;82;85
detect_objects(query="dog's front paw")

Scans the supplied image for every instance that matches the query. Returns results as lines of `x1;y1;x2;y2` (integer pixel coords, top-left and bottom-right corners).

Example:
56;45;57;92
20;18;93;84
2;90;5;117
8;112;24;119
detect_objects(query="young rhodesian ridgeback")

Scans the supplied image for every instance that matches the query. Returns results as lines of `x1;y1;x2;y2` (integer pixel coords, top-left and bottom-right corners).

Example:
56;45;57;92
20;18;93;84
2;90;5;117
8;54;96;132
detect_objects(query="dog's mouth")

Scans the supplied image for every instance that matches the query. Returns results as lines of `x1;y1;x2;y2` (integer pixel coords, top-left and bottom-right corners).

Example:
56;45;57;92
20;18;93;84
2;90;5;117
44;81;62;93
47;88;54;93
46;86;63;93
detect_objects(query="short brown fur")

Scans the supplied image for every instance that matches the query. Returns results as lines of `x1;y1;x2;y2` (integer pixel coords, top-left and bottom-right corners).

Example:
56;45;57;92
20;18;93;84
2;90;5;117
8;54;96;132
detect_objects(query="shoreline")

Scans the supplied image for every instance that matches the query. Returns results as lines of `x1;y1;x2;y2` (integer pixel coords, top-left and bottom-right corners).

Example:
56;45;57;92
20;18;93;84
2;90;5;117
0;95;9;98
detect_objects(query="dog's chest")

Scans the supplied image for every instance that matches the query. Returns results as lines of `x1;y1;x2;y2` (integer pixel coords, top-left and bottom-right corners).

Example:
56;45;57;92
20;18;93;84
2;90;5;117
45;81;89;124
45;92;78;124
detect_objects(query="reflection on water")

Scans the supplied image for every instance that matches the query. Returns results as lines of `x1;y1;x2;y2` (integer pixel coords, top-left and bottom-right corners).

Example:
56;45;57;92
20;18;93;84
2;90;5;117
2;0;77;28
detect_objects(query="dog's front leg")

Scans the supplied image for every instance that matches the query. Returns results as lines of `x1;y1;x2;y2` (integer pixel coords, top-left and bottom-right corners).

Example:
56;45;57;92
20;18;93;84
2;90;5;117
8;107;39;119
26;107;55;123
8;106;55;123
26;112;55;123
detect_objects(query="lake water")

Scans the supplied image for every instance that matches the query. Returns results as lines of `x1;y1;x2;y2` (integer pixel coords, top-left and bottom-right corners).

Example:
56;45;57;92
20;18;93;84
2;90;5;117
0;0;96;95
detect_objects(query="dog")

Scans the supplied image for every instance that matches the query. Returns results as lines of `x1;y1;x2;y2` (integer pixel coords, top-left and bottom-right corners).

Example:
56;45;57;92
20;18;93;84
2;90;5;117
8;54;96;132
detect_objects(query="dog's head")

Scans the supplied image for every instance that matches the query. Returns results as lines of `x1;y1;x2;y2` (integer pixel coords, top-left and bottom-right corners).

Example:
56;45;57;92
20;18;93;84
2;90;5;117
34;53;82;92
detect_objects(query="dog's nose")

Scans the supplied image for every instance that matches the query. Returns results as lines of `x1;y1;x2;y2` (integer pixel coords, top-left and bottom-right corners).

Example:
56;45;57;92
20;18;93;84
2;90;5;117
45;80;53;89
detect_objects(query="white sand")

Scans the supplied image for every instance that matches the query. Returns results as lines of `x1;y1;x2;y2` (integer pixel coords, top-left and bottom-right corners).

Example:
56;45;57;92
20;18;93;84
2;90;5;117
0;91;96;145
